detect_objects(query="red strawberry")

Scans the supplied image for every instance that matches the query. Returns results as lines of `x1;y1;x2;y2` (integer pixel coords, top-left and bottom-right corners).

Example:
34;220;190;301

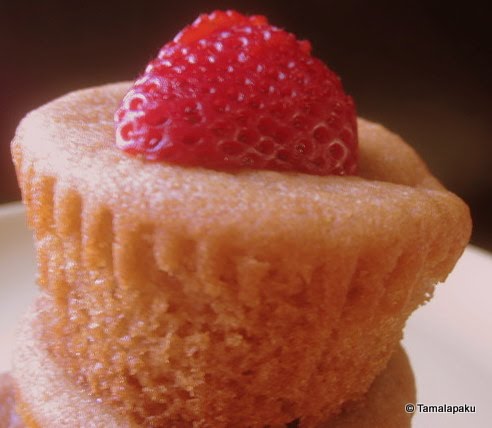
115;10;358;175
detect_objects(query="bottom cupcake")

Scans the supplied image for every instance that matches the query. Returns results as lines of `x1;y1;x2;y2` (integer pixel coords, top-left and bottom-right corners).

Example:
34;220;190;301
10;300;415;428
0;373;24;428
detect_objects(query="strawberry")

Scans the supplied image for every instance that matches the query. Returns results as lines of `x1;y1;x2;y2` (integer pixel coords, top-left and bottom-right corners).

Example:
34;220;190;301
115;10;358;175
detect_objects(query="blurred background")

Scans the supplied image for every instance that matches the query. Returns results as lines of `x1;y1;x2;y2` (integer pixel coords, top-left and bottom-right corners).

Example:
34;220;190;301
1;0;490;250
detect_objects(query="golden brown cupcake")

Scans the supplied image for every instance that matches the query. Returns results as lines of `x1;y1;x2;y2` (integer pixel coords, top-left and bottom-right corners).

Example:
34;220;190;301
10;10;471;428
11;82;470;427
12;298;415;428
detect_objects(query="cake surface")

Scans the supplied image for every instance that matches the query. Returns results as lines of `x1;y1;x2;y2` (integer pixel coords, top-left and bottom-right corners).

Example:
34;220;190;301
0;373;24;428
11;82;471;426
12;300;416;428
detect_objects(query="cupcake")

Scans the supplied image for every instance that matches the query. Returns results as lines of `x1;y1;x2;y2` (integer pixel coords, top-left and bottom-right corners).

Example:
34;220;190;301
10;10;471;427
12;297;416;428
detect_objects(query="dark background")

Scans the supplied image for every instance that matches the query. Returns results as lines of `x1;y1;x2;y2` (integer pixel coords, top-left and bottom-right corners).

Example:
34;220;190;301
1;0;491;250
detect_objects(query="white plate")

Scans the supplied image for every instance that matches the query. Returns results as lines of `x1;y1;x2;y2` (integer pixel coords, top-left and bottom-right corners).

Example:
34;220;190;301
1;202;491;427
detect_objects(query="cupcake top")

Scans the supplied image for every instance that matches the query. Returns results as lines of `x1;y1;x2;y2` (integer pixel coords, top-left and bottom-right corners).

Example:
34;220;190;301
13;9;461;249
12;12;470;283
13;81;468;274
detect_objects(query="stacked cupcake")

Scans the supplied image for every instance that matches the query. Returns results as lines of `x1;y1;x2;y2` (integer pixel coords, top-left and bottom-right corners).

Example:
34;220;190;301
10;11;471;428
